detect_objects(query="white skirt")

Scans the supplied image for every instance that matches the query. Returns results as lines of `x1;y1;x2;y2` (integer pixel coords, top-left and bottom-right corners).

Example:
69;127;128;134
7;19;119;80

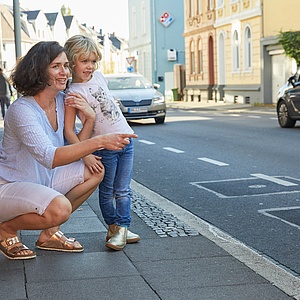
0;160;85;222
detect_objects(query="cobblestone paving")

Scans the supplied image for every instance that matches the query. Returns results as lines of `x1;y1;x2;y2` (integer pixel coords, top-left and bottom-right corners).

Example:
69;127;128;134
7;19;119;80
131;191;199;238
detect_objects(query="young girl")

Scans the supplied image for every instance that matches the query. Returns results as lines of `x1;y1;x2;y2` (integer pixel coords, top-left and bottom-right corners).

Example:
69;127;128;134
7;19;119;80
64;35;140;250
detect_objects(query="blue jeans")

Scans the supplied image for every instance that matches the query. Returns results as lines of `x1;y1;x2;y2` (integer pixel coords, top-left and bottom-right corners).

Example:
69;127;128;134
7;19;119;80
94;138;133;227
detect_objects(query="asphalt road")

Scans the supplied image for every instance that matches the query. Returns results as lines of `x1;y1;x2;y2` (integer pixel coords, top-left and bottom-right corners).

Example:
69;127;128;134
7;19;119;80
130;107;300;276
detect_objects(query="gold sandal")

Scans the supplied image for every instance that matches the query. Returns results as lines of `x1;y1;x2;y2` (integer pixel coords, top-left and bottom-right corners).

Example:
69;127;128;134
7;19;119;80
0;236;36;260
35;231;84;252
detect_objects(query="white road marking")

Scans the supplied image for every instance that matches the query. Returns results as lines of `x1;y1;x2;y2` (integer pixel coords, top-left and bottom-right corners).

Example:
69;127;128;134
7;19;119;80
190;175;300;198
258;206;300;230
132;179;300;299
139;140;156;145
251;173;298;187
163;147;185;153
198;157;229;166
248;116;261;118
166;116;212;122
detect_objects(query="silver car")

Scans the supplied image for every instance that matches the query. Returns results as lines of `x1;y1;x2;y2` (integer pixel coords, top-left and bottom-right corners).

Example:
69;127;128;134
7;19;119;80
105;73;166;124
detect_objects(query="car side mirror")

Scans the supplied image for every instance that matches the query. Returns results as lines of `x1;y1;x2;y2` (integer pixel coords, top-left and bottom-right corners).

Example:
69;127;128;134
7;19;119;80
153;83;160;90
288;75;296;87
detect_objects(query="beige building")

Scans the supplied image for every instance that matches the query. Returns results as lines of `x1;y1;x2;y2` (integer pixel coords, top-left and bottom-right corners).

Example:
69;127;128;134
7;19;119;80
215;0;262;104
261;0;299;104
183;0;300;105
183;0;216;102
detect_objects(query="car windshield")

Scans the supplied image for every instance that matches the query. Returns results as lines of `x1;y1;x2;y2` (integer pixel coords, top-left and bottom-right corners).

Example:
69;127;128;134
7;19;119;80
106;76;153;90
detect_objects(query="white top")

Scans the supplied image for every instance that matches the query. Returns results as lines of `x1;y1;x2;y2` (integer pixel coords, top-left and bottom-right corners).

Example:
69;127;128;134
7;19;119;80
0;92;65;185
67;71;133;136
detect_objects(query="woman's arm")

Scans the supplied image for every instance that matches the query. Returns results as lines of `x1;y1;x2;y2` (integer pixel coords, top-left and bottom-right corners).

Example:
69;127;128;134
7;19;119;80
52;133;137;168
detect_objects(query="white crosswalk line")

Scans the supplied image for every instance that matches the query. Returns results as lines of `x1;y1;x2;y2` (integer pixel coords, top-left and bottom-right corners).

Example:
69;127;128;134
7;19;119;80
198;157;229;166
163;147;185;153
138;140;156;145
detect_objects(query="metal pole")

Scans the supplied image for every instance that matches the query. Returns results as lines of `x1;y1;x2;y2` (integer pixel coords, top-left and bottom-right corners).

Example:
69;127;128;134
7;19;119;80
13;0;22;59
0;5;3;67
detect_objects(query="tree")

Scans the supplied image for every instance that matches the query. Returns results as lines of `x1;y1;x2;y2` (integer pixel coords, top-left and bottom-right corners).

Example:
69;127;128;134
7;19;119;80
61;5;71;16
279;31;300;70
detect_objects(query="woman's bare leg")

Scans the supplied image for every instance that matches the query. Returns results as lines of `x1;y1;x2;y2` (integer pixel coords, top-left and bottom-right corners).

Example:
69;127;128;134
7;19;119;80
0;195;72;256
66;166;104;212
38;167;104;244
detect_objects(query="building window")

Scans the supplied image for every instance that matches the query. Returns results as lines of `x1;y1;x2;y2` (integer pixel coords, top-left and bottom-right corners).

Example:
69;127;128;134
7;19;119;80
232;30;240;71
189;0;195;17
141;2;146;35
190;40;195;74
132;7;137;38
197;0;202;14
244;26;252;70
217;0;224;8
208;0;214;10
197;39;203;74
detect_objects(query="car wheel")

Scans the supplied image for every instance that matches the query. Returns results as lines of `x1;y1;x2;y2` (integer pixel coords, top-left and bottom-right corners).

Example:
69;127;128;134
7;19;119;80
155;116;165;124
277;101;296;128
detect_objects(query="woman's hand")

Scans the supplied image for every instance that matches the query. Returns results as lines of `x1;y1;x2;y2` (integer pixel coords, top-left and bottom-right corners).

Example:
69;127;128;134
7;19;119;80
82;154;104;174
65;92;95;121
97;133;138;151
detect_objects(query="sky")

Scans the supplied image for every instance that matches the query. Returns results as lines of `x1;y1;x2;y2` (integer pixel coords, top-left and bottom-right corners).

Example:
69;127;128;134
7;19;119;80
2;0;129;38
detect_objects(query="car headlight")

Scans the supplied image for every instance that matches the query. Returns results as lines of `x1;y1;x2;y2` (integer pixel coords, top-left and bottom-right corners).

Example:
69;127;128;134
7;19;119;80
153;95;165;104
112;96;121;106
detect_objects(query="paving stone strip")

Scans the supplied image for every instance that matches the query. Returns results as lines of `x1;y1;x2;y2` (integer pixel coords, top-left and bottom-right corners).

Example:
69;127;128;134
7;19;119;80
131;190;199;237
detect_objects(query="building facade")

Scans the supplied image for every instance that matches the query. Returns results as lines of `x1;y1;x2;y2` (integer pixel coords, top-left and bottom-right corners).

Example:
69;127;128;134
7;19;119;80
215;0;262;104
0;3;126;80
183;0;217;102
128;0;185;99
261;0;299;104
183;0;300;105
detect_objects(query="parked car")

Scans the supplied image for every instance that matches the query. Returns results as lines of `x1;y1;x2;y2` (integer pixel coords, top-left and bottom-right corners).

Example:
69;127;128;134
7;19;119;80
104;73;166;124
277;73;300;128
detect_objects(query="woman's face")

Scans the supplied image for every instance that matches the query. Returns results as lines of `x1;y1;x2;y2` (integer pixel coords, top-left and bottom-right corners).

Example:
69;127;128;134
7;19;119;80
47;52;70;92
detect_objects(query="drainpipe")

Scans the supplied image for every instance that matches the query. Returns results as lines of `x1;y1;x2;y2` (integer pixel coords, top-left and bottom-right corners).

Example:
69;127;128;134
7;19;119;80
151;0;157;84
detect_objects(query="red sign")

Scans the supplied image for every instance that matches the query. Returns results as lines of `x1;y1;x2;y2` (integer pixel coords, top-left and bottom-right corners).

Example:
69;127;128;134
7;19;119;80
159;11;174;28
126;57;135;65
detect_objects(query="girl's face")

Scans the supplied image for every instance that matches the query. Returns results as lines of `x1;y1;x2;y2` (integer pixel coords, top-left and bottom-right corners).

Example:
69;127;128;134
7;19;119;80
47;52;70;92
72;52;98;83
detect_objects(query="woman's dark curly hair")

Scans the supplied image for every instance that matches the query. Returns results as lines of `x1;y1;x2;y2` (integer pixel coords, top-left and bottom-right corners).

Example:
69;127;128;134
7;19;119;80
10;41;65;96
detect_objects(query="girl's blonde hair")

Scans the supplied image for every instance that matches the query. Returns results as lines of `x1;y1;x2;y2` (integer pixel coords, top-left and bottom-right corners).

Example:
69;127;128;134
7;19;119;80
64;34;102;72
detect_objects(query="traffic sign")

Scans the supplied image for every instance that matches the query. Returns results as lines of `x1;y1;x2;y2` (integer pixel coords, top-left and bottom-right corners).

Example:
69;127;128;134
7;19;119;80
127;66;134;73
126;57;135;65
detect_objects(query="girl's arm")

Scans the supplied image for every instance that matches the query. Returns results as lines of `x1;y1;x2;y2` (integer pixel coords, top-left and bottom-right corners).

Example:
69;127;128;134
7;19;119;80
64;92;95;143
64;104;80;144
64;92;103;174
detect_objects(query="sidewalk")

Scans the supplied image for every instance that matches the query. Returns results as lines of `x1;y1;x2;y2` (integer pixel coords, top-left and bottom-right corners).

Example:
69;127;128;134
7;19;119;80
166;99;276;114
0;180;298;300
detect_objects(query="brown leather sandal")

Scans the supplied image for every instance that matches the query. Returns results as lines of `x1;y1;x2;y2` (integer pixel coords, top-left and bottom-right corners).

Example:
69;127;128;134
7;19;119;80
35;231;84;252
0;236;36;260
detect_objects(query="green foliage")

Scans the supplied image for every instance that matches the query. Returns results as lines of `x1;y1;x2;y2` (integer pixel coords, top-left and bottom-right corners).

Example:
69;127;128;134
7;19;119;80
279;31;300;68
61;5;72;16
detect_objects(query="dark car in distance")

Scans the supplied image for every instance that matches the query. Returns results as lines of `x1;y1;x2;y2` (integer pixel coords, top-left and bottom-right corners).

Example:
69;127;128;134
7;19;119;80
105;73;166;124
277;73;300;128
